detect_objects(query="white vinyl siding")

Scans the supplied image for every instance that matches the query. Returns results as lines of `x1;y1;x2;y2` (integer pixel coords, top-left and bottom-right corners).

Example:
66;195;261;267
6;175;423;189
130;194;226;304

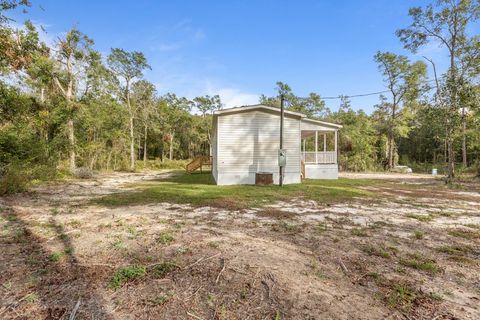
215;110;301;184
211;116;218;183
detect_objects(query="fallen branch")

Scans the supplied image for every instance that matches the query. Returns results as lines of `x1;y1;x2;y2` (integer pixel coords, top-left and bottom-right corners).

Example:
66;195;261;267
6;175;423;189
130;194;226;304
184;253;221;269
352;272;370;284
187;311;205;320
261;280;271;299
338;258;349;274
0;292;30;316
184;286;203;301
401;311;413;320
73;262;115;268
69;299;81;320
252;268;261;287
268;273;276;298
228;267;247;275
215;258;226;284
261;273;276;300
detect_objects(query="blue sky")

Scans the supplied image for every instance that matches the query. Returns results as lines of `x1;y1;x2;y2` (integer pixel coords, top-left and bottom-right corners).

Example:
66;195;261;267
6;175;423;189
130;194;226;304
10;0;462;113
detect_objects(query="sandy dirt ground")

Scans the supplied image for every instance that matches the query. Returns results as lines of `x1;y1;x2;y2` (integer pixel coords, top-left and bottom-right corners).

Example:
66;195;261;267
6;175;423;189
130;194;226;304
0;171;479;320
340;172;435;180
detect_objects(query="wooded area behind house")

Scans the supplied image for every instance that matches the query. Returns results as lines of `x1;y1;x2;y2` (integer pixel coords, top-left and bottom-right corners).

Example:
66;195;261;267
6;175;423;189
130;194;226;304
0;0;479;194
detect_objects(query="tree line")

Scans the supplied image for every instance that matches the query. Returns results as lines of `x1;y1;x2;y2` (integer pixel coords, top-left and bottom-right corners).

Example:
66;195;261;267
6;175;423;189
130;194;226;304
0;0;479;193
0;1;226;192
262;0;480;179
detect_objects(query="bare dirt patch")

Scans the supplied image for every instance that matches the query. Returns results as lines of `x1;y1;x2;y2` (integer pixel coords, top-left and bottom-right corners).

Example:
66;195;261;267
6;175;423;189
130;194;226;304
1;171;479;319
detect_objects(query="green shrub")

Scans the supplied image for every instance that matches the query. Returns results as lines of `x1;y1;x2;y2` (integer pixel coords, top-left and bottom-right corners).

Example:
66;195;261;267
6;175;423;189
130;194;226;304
404;162;444;175
0;117;58;195
475;160;480;177
73;167;94;179
0;160;57;195
0;164;30;194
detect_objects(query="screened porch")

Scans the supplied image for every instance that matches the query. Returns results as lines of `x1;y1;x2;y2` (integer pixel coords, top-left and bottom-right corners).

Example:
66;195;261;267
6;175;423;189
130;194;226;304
301;130;338;164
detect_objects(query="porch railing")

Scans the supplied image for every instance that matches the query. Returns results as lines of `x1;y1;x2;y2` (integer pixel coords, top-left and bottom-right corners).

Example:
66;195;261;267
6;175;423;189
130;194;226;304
302;151;337;164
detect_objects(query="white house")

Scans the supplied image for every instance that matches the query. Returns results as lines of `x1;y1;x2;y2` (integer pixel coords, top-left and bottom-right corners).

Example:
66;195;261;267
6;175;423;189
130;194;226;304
211;104;342;185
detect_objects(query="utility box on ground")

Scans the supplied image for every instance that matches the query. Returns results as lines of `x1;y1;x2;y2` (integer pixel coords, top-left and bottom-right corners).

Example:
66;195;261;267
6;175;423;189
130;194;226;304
255;172;273;185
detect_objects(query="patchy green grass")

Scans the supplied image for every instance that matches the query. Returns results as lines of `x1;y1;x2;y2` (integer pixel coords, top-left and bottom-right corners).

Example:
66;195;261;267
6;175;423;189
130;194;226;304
271;220;301;233
316;222;328;233
94;172;378;210
437;244;473;256
126;225;138;239
157;232;175;245
376;276;440;312
144;293;174;306
108;265;146;289
208;241;220;248
412;230;425;240
361;244;391;258
405;213;434;222
67;219;82;228
387;283;417;308
152;261;178;278
49;248;73;262
176;246;191;254
448;229;480;239
112;239;126;250
351;227;369;237
399;254;439;274
24;292;38;304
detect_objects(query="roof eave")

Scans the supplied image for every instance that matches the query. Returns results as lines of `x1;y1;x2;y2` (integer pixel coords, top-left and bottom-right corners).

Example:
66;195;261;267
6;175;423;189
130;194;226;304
302;117;343;129
213;104;306;118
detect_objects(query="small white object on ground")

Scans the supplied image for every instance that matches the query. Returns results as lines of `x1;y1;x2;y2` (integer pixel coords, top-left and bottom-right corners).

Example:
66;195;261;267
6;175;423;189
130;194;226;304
391;165;413;173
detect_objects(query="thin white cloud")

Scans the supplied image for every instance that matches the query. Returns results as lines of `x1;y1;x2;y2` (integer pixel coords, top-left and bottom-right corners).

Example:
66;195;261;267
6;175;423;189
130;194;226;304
172;19;191;31
215;88;259;108
410;39;450;75
415;40;444;56
8;20;57;47
147;19;206;54
152;76;259;109
202;82;259;108
151;43;181;52
193;29;206;41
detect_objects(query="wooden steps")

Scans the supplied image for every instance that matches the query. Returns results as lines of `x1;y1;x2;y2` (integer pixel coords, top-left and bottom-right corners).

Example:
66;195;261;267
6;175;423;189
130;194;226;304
186;156;212;173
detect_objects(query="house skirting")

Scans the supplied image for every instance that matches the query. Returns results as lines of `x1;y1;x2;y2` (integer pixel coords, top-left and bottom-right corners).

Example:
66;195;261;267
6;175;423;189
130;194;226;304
215;171;301;185
304;164;338;179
